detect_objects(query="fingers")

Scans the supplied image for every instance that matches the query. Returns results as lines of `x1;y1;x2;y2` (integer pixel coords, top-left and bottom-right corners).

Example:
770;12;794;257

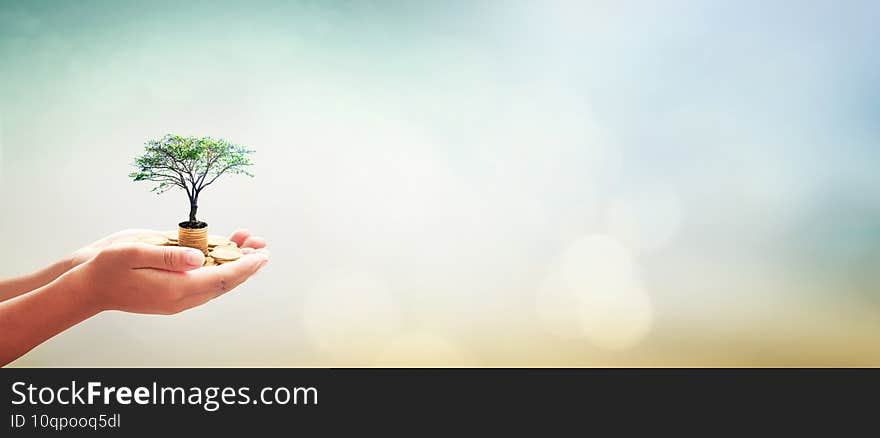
183;253;269;300
229;229;250;247
242;236;266;249
130;253;266;313
229;229;267;250
108;242;205;271
240;247;270;256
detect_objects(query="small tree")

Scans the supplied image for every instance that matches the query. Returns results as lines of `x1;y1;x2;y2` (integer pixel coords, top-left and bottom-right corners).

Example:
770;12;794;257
130;134;254;227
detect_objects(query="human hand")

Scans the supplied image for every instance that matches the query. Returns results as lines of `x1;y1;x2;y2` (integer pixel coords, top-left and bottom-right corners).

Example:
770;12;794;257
69;228;268;268
68;237;269;315
227;229;269;256
0;229;269;366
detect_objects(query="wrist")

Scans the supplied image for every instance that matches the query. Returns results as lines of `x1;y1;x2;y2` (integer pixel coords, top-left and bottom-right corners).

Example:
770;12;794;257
59;264;107;317
36;254;80;287
58;253;80;274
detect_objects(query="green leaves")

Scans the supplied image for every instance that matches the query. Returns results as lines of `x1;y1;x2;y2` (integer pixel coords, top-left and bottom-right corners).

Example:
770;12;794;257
130;133;255;205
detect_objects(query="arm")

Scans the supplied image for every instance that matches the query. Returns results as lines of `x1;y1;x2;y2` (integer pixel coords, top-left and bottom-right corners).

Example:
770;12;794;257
0;267;99;366
0;230;269;367
0;229;266;304
0;257;75;303
0;228;162;303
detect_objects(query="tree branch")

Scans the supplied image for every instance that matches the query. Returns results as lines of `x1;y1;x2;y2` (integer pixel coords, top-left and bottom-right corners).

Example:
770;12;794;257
196;149;221;189
200;164;236;190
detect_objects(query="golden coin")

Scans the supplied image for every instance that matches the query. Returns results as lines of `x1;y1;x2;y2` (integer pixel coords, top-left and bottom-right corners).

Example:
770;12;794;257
135;234;170;246
207;235;232;248
210;246;241;261
203;256;216;266
164;230;179;241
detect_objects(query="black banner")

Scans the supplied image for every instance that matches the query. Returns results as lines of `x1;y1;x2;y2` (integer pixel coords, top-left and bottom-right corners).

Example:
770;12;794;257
2;369;877;435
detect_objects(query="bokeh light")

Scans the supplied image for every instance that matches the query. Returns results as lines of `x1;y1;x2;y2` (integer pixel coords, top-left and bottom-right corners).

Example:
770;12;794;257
604;184;683;254
302;269;402;362
374;332;470;367
539;234;653;350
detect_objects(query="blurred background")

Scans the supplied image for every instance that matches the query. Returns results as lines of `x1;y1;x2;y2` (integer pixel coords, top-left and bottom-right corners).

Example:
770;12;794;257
1;0;878;366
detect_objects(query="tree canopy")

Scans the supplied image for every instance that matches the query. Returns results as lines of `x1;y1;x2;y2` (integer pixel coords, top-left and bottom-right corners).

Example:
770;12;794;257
130;134;254;222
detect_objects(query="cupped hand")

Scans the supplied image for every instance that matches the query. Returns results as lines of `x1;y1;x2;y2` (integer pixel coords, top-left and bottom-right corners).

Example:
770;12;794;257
71;241;269;315
69;228;269;268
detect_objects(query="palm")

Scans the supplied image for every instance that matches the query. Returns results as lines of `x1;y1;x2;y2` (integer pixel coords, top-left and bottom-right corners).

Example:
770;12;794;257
70;229;266;268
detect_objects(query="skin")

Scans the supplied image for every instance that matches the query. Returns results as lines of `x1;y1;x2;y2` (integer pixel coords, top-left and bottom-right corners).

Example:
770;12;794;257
0;229;268;366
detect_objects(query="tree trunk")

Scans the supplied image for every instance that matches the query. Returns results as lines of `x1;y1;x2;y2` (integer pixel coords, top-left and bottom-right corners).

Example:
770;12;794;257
189;204;198;222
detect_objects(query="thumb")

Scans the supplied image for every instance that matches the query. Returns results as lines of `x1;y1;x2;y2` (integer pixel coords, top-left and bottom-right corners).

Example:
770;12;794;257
113;243;205;271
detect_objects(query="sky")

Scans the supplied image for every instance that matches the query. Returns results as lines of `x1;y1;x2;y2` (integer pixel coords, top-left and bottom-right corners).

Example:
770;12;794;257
1;0;879;366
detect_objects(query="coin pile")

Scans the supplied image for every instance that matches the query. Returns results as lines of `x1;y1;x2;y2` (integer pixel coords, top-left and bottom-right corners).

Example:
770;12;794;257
125;232;242;267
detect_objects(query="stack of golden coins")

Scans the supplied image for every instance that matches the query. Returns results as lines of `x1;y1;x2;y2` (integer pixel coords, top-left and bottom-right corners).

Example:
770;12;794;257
178;226;209;254
118;231;242;267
